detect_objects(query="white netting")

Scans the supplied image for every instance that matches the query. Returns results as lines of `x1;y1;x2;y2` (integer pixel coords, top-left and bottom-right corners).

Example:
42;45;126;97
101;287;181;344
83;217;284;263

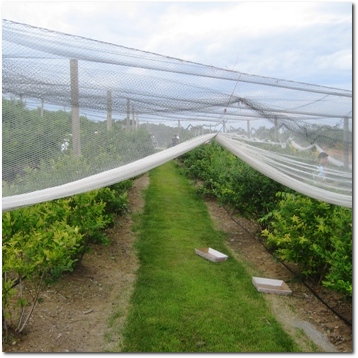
2;20;352;210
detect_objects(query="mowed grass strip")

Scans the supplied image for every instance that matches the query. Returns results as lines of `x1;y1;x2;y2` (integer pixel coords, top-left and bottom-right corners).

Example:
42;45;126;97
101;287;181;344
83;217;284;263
120;161;299;352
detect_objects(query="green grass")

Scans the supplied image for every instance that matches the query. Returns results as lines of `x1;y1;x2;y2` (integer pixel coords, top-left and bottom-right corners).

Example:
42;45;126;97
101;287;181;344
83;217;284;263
118;161;301;352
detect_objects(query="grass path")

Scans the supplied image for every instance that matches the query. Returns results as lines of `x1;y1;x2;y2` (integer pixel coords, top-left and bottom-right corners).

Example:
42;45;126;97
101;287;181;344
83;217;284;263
120;161;300;352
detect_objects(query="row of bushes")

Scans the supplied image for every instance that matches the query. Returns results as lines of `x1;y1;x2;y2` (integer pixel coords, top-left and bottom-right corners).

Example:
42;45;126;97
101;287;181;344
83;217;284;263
178;142;352;298
2;180;132;339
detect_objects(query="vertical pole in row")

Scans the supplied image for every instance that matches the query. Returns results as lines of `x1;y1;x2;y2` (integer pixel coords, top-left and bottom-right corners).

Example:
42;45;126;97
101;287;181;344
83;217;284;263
107;90;112;130
132;105;135;131
126;98;130;131
135;110;139;129
274;116;278;142
70;59;81;157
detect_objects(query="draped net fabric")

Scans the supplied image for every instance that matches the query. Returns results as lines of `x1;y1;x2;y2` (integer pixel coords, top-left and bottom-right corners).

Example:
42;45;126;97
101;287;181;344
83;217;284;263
2;20;352;210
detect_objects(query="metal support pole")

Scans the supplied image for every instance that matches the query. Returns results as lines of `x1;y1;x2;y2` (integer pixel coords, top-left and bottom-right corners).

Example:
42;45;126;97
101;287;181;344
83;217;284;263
126;98;130;132
132;105;135;131
107;90;112;130
135;111;139;129
274;116;278;141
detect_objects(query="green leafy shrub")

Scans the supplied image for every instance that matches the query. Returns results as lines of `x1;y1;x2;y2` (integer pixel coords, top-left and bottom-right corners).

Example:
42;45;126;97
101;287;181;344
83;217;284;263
222;159;290;219
2;202;84;336
2;182;132;339
99;180;133;218
261;192;352;297
67;191;112;262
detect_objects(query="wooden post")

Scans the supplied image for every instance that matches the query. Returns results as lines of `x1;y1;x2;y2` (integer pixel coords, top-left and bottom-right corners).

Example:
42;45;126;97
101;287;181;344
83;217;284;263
107;90;112;130
70;59;81;157
132;104;135;131
135;110;139;129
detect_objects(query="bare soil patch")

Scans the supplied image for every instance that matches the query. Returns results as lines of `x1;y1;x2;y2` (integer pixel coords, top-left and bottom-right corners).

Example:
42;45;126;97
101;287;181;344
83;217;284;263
3;174;352;352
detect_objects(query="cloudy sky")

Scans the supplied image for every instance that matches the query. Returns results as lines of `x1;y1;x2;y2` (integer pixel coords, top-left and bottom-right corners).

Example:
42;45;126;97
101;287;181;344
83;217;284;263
2;1;352;90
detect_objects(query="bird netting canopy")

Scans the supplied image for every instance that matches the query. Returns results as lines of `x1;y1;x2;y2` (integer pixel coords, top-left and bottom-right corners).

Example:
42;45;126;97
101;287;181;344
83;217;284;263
2;19;352;210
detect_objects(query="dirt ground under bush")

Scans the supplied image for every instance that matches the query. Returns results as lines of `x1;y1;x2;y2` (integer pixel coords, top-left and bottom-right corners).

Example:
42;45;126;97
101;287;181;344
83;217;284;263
3;173;352;353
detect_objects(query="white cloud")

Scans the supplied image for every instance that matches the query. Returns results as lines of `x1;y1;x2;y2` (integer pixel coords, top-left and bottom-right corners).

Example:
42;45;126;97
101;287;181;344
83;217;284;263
1;1;352;89
317;49;352;71
142;2;336;53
